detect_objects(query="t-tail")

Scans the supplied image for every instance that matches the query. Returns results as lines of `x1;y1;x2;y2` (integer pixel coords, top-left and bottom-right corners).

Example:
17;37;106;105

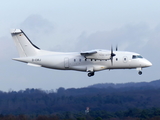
11;29;40;57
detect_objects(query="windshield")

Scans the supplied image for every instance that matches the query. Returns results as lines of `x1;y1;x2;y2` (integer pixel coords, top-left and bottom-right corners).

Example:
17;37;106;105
132;55;143;59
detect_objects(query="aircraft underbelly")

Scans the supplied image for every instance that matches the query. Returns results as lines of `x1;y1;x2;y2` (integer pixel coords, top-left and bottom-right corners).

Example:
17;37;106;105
35;56;65;70
70;66;86;71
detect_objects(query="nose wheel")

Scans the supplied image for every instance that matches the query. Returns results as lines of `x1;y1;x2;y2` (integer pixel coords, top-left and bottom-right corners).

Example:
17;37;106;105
88;72;95;77
138;71;142;75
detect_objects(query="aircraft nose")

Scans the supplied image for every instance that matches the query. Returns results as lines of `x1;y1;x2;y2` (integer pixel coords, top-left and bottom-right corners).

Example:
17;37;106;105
147;61;152;67
144;60;152;67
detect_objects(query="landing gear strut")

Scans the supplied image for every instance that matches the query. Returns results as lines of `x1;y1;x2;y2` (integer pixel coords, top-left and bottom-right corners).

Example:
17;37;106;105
88;72;95;77
137;67;142;75
138;71;142;75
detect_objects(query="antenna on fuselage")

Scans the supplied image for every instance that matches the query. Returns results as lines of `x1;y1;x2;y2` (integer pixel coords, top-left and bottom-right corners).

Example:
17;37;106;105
116;45;118;51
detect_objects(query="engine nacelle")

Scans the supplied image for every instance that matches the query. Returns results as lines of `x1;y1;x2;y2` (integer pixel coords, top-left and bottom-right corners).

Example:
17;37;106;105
85;51;111;60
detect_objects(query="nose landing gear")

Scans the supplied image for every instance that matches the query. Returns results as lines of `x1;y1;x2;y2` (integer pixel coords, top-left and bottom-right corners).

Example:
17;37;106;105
137;67;142;75
88;72;95;77
138;71;142;75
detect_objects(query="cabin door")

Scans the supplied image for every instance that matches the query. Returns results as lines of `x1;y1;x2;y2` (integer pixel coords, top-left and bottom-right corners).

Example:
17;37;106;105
64;58;69;68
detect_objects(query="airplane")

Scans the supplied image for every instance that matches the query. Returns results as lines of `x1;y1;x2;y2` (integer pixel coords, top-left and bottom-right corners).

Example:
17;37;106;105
11;29;152;77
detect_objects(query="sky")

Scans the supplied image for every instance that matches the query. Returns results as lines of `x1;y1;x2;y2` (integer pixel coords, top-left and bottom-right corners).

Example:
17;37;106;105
0;0;160;91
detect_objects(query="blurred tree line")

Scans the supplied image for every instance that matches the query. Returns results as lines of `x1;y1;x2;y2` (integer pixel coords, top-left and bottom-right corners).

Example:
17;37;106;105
0;108;160;120
0;80;160;119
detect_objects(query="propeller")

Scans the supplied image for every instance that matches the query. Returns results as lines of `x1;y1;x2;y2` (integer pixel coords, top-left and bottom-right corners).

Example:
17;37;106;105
110;46;116;65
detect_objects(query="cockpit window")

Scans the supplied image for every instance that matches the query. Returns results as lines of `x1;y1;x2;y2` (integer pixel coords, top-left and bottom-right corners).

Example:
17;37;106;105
132;55;143;59
138;55;143;58
132;55;136;59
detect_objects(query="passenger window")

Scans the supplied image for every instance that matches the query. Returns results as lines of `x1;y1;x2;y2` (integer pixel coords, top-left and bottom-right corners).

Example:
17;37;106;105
74;59;76;62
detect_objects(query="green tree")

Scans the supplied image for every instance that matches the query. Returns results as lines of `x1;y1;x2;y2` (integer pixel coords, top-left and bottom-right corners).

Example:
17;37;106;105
95;117;102;120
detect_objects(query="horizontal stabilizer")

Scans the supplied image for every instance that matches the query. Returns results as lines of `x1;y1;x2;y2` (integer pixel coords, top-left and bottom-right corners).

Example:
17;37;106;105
27;63;41;67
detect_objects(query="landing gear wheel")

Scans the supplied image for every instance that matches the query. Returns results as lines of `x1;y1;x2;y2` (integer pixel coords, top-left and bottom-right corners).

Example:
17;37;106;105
138;71;142;75
88;72;94;77
88;73;92;77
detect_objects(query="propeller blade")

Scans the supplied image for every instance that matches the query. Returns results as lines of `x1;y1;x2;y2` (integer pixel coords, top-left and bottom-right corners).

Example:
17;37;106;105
110;45;116;65
111;45;113;53
111;56;113;65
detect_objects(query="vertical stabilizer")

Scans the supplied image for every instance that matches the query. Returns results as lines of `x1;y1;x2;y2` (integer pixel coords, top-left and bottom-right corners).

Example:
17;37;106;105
11;29;40;57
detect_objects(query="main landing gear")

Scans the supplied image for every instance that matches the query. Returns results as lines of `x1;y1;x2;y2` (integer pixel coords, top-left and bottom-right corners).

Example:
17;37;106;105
88;72;95;77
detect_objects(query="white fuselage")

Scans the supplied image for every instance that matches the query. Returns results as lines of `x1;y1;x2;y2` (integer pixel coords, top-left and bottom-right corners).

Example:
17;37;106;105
14;50;152;72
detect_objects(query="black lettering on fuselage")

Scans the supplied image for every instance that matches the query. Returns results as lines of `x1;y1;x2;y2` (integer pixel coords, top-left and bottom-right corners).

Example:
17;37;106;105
32;59;41;62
